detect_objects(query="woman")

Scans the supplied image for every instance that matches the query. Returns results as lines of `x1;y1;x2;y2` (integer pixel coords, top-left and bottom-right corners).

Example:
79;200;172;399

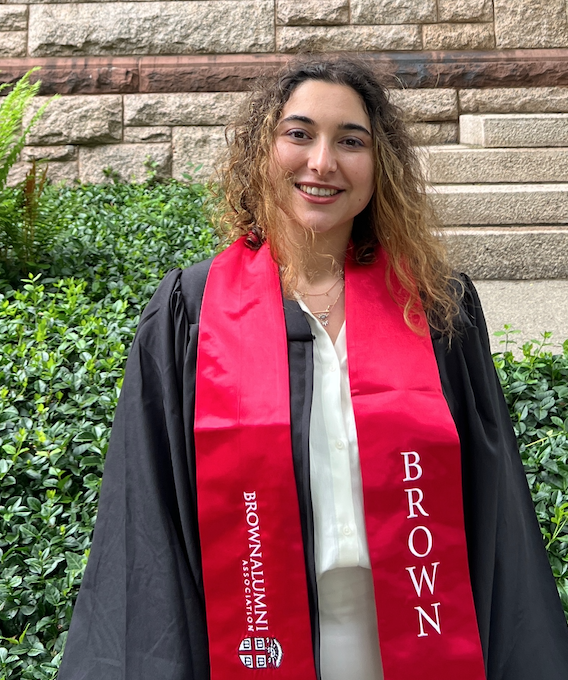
58;56;568;680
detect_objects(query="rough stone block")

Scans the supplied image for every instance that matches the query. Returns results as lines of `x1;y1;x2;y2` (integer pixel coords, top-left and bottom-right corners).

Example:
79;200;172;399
350;0;436;24
408;123;458;145
430;184;568;226
426;146;568;184
124;92;247;127
0;6;27;31
44;160;79;185
276;0;348;25
6;0;181;2
0;31;26;56
28;1;275;57
494;0;568;49
123;126;171;143
390;89;457;122
277;25;422;52
7;160;78;187
459;88;568;114
438;0;493;23
79;143;171;184
475;280;568;353
172;126;226;182
460;114;568;148
22;145;76;161
7;164;33;187
24;95;122;145
422;23;494;50
443;227;568;279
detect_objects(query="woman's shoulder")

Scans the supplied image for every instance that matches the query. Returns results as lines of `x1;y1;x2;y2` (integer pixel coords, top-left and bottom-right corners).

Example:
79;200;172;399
135;257;214;348
178;256;214;322
429;272;490;351
448;271;486;334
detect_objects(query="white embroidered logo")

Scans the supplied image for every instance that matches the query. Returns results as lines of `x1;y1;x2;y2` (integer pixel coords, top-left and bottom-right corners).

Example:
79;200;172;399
238;636;283;669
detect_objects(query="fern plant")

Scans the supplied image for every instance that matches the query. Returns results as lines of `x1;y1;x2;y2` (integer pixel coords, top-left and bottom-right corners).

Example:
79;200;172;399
1;161;66;281
0;68;61;283
0;68;53;192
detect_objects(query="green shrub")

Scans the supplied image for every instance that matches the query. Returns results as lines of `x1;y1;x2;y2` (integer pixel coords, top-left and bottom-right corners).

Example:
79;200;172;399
47;178;216;303
495;333;568;618
0;278;133;678
0;179;216;678
1;177;216;298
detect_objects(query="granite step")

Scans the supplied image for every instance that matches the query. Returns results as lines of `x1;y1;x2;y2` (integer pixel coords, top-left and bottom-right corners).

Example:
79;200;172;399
441;226;568;279
429;183;568;226
460;113;568;148
474;279;568;353
425;145;568;184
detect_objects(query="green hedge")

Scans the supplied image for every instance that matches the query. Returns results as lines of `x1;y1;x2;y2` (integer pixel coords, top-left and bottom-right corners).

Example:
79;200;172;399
495;334;568;614
0;179;217;679
0;180;567;678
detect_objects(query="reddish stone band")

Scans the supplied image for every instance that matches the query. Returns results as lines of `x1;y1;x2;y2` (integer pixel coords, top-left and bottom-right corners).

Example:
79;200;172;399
2;50;568;95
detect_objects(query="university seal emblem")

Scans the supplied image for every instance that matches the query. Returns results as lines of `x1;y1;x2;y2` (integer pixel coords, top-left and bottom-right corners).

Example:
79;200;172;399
238;636;283;669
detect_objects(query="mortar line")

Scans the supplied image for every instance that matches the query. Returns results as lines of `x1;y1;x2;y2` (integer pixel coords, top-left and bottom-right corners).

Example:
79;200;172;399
25;3;29;58
274;0;277;54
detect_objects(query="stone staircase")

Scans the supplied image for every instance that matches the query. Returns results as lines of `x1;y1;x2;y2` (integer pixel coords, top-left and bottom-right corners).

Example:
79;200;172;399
425;113;568;280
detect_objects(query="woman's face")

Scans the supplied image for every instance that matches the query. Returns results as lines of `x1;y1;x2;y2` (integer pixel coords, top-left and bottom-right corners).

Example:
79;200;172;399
272;79;375;240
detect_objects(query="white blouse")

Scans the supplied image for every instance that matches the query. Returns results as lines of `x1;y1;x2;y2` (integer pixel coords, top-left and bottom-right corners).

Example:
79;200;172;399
297;301;371;576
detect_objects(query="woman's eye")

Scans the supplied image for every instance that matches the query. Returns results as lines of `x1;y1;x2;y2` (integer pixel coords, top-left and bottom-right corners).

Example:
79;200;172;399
286;129;310;140
342;137;364;148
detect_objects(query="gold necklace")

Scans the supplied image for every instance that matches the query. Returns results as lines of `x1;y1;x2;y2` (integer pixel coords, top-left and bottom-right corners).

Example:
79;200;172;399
311;281;345;327
296;272;344;299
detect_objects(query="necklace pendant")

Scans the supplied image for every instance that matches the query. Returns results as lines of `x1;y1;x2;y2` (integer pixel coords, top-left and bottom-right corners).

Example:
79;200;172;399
316;312;330;327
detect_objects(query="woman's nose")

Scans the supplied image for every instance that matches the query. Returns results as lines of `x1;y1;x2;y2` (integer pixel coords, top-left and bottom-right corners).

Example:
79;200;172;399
307;139;337;176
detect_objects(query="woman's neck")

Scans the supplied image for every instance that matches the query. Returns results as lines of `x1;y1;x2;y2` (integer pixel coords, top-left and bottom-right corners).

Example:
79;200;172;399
296;228;351;285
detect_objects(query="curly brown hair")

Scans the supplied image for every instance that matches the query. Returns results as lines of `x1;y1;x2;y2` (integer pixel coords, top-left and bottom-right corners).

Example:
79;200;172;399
213;54;462;336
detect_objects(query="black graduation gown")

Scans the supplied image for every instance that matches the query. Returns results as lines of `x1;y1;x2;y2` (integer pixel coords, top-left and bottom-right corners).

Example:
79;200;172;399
57;258;568;680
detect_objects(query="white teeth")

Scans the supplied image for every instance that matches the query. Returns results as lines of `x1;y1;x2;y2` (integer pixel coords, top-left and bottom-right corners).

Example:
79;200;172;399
298;184;339;197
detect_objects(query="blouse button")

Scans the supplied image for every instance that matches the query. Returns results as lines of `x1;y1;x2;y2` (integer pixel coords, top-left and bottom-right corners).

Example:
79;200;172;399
329;364;337;372
335;440;345;450
342;525;352;536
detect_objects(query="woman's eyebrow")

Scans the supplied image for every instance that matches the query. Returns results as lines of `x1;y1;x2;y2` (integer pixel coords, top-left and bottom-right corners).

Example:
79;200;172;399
280;114;315;125
280;115;371;137
340;122;372;136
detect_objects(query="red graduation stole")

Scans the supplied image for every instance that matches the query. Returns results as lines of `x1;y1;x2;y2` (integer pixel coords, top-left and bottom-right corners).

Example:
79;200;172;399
194;238;486;680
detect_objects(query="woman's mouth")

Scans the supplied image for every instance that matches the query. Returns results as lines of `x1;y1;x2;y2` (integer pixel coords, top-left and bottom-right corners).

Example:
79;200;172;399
297;184;341;197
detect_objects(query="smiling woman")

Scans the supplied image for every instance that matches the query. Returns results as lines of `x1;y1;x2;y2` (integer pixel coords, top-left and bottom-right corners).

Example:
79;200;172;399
57;56;568;680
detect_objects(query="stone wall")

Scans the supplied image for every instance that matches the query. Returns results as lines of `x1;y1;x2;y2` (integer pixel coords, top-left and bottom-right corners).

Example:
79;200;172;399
1;0;568;181
2;0;568;182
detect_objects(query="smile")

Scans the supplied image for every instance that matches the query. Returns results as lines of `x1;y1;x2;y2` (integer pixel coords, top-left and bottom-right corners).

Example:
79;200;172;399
297;184;340;197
